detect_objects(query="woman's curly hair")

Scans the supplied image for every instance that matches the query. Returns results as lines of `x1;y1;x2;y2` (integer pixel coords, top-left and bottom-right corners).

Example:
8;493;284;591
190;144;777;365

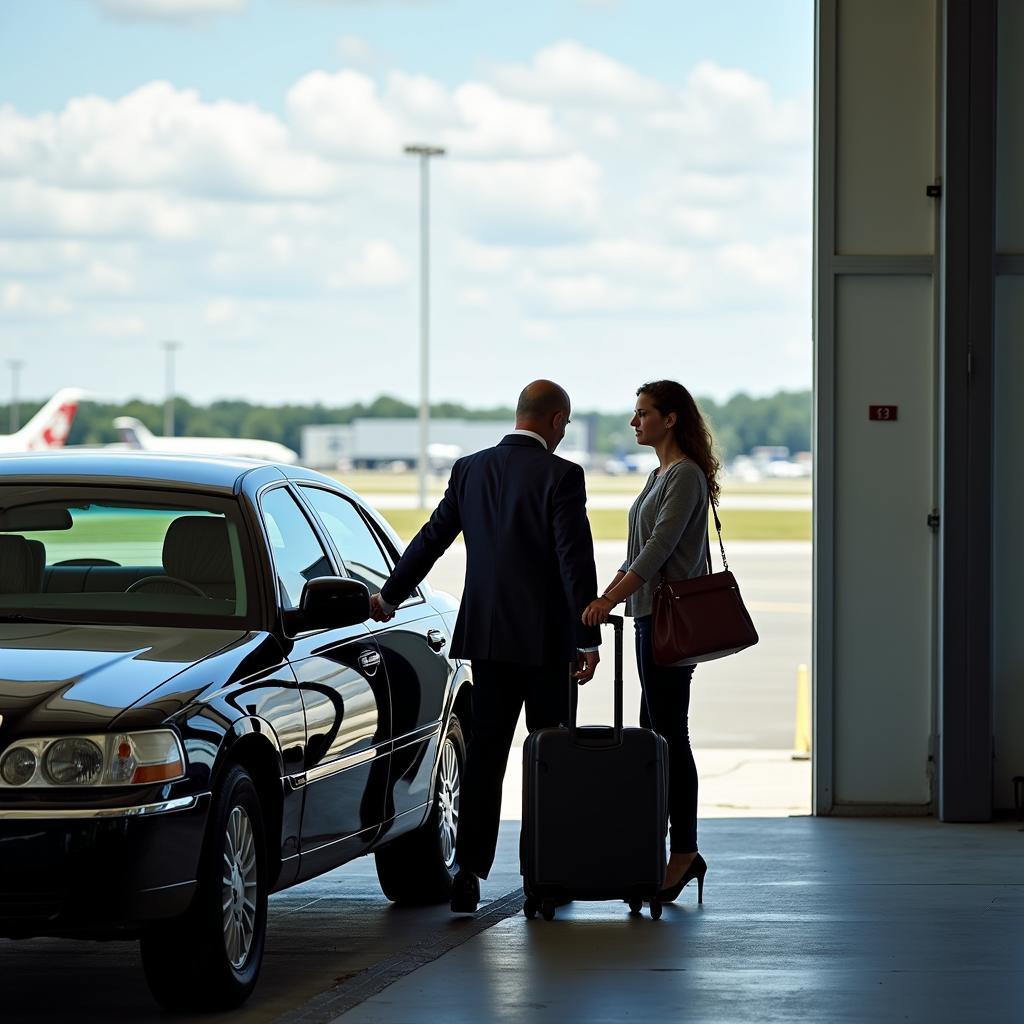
637;379;721;505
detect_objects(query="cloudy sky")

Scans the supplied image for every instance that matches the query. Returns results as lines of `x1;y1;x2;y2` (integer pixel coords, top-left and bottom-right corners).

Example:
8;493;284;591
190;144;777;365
0;0;812;411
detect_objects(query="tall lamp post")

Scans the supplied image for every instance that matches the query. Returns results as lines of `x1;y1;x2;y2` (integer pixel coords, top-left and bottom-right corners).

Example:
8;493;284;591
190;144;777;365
7;359;23;433
404;144;445;509
161;341;181;437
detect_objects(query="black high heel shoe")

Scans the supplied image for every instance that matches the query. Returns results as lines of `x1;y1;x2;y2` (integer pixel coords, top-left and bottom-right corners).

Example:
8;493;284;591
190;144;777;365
659;853;707;904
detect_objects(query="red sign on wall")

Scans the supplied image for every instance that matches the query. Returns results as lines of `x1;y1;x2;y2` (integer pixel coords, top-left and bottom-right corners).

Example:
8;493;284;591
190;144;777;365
869;405;899;421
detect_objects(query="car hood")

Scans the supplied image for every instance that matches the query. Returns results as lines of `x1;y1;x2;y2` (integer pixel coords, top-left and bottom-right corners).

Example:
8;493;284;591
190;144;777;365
0;622;249;736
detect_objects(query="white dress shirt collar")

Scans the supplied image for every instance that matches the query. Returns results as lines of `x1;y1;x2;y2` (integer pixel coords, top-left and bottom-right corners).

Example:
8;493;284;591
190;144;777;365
509;428;548;451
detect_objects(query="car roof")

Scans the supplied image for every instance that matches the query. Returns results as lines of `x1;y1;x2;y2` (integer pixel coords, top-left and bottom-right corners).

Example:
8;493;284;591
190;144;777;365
0;450;363;500
0;450;278;494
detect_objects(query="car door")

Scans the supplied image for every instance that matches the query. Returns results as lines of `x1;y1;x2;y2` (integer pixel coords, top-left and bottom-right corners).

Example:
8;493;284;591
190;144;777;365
258;485;391;874
296;485;453;827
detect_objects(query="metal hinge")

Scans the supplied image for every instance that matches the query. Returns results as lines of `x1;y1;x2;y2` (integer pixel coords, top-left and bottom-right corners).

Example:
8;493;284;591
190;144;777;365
926;180;942;198
927;510;940;532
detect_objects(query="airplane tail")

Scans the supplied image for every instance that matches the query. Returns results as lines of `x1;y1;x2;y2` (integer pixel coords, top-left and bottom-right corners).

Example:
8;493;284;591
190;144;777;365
14;388;84;450
112;416;155;449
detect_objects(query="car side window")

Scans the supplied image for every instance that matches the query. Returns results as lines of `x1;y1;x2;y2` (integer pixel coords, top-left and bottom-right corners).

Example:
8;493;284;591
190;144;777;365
259;487;334;610
299;487;395;599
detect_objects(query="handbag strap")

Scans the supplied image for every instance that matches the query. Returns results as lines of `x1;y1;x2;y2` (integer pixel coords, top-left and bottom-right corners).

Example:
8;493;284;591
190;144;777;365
655;480;729;587
708;497;729;573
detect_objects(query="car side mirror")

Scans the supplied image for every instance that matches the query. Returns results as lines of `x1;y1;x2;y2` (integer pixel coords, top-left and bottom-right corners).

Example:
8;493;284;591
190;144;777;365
298;577;370;630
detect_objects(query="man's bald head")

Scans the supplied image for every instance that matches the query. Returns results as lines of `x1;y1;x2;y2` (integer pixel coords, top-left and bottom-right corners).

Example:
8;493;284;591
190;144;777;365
514;380;571;451
516;380;571;423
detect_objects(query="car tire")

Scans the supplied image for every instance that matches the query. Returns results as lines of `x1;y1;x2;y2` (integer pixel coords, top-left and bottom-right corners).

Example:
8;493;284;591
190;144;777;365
140;764;268;1011
375;713;465;905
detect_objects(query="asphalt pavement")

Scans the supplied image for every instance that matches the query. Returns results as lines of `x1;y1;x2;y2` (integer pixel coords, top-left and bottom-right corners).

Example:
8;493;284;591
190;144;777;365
424;540;812;751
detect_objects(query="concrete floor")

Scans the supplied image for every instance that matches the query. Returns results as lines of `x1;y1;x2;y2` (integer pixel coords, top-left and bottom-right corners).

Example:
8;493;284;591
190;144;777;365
337;818;1024;1024
3;817;1020;1022
0;834;523;1023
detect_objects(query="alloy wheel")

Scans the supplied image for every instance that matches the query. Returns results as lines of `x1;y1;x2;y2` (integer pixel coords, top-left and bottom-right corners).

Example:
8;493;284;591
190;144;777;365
222;805;259;969
437;737;460;870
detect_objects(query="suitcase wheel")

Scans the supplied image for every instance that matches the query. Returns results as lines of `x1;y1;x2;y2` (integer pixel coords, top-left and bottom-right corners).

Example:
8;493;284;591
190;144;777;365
649;899;663;921
523;897;538;920
541;900;557;921
628;897;643;915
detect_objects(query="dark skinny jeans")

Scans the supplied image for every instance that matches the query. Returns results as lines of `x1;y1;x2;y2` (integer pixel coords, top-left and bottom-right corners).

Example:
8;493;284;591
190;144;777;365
634;614;698;854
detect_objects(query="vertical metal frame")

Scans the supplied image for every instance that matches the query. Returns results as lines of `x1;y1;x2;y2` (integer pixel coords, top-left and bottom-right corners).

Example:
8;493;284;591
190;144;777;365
938;0;997;821
812;0;837;815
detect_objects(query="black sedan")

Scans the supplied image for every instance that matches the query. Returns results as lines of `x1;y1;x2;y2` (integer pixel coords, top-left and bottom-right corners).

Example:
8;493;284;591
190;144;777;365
0;451;471;1009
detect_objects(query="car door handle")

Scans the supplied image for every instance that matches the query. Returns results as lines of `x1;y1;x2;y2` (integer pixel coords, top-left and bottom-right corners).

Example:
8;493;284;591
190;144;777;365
426;629;447;652
359;650;381;674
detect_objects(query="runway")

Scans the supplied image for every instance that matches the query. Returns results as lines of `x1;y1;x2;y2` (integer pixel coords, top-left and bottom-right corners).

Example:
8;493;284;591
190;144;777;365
424;540;812;751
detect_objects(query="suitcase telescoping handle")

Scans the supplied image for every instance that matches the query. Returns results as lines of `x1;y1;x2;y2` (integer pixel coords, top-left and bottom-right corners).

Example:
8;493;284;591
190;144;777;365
569;614;624;746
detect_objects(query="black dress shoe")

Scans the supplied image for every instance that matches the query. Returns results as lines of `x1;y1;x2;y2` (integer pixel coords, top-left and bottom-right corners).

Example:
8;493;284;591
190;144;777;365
450;870;480;914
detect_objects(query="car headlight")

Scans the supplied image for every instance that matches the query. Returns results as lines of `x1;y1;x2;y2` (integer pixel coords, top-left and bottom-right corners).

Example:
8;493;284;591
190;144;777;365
44;738;104;785
0;730;186;789
0;747;37;787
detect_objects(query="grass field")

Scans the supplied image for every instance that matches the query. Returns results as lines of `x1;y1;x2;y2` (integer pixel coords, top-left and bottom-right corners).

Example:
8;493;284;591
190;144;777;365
330;470;812;499
378;506;811;543
330;470;811;541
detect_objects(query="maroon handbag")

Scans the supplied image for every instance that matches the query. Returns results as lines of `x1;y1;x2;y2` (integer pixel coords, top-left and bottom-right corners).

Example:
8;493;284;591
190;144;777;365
651;501;759;667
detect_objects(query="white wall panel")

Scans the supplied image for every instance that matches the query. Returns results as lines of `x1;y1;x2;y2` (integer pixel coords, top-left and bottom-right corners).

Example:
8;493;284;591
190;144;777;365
993;278;1024;809
835;0;937;255
834;275;934;805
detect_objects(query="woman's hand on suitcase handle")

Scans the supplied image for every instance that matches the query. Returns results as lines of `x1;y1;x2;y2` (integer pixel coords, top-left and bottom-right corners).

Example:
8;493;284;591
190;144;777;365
583;569;642;626
582;596;614;626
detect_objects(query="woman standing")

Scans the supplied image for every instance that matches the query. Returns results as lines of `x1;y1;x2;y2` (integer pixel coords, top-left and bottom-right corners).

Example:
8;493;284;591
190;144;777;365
582;380;719;903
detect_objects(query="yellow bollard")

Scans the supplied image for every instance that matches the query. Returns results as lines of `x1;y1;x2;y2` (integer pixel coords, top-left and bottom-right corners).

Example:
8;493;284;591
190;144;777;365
792;663;811;761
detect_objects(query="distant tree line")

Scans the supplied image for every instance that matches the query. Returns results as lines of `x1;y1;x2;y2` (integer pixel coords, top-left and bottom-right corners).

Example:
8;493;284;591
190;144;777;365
2;389;810;462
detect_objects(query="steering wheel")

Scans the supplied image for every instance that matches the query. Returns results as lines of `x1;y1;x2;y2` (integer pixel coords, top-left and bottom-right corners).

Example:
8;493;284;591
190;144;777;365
125;576;209;598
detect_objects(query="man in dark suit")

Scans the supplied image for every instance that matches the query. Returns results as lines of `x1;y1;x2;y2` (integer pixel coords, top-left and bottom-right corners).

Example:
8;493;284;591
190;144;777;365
369;380;601;912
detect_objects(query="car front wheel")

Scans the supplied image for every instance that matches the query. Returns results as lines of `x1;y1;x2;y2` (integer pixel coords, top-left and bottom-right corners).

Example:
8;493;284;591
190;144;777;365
375;713;465;904
140;764;268;1010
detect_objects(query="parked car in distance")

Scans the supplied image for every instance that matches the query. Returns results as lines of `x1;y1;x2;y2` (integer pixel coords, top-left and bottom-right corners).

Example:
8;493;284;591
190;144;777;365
0;451;471;1010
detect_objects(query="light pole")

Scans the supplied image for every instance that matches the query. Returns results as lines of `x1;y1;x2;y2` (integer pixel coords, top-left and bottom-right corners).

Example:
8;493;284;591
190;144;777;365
404;143;445;509
161;341;181;437
7;359;23;433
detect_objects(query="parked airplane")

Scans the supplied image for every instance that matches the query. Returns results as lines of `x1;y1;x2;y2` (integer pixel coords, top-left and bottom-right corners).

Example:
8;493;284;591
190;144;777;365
113;416;299;464
0;388;83;453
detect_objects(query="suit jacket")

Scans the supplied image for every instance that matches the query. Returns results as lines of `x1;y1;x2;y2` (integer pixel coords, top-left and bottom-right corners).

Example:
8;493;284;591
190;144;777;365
380;434;601;666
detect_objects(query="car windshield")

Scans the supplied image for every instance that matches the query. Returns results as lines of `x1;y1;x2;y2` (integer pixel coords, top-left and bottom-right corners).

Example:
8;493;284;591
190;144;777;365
0;487;253;627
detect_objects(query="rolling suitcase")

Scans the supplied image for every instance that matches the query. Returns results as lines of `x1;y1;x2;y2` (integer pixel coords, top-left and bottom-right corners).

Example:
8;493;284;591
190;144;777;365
520;615;669;921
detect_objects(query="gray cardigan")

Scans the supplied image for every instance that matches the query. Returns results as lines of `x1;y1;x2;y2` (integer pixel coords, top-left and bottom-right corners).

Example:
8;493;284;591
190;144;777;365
619;459;709;618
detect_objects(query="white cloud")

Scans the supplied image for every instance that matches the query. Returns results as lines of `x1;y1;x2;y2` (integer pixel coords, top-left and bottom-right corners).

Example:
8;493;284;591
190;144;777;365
94;0;247;20
458;287;490;308
337;34;378;68
454;239;516;276
86;261;135;294
647;61;809;171
523;319;557;340
89;314;147;337
0;85;340;200
288;69;565;161
448;154;603;243
328;240;409;290
0;42;811;405
287;70;405;160
492;41;667;106
204;298;239;326
449;84;564;157
0;179;201;240
0;281;73;319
